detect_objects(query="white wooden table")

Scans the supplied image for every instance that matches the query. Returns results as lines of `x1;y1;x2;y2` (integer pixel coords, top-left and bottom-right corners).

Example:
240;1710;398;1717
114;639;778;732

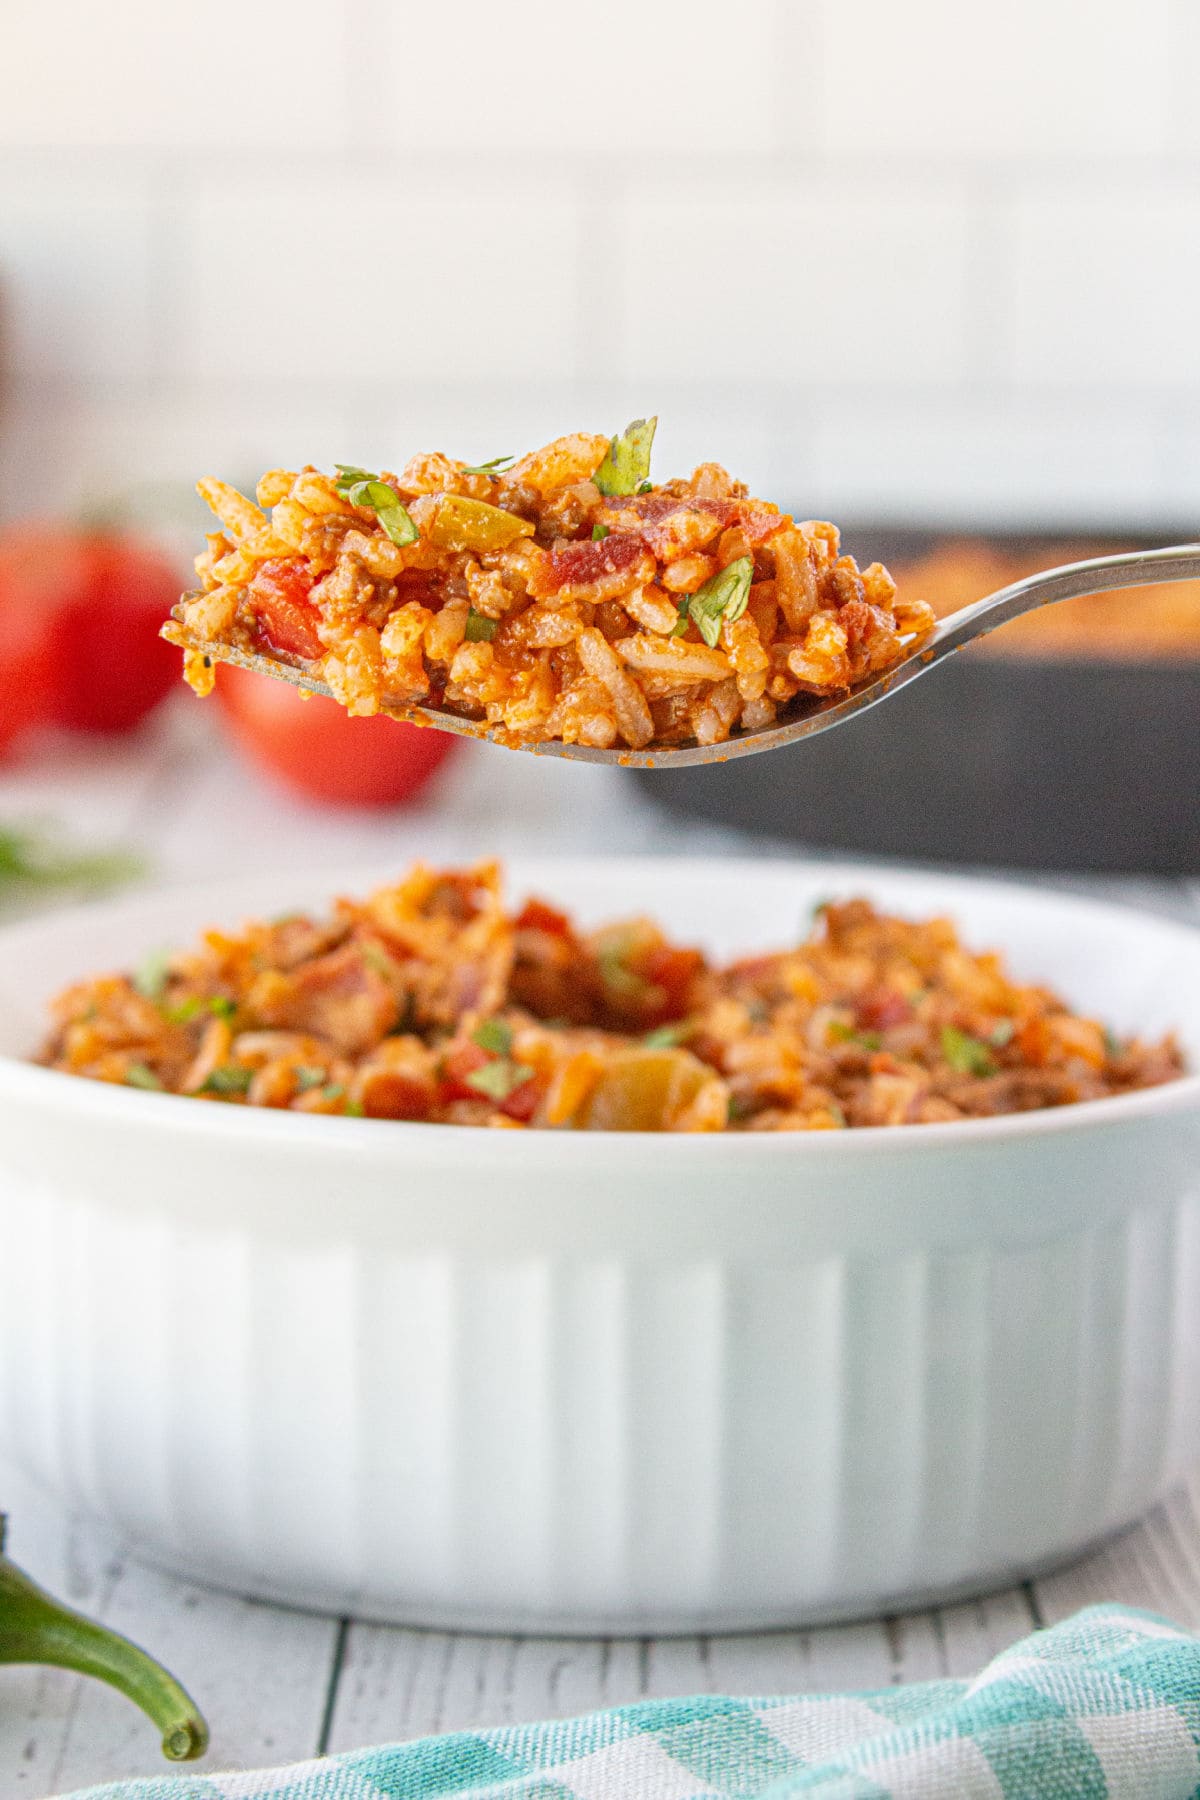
2;700;1198;1799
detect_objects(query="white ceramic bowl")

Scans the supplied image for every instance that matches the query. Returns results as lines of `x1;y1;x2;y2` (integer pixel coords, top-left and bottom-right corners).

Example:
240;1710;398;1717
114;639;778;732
1;858;1198;1635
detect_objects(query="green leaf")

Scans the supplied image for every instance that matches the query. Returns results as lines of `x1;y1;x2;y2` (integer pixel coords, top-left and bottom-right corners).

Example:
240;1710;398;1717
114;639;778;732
124;1062;163;1091
461;455;515;477
591;523;610;541
465;1058;535;1103
594;416;657;497
687;556;753;649
643;1021;692;1049
200;1065;253;1096
941;1026;997;1078
133;948;172;1001
472;1018;513;1056
0;826;143;903
334;464;419;547
293;1066;327;1090
464;609;497;642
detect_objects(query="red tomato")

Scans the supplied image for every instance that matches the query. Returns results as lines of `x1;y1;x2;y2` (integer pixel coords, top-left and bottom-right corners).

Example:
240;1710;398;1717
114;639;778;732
214;661;457;808
248;558;324;661
0;535;61;755
0;525;182;740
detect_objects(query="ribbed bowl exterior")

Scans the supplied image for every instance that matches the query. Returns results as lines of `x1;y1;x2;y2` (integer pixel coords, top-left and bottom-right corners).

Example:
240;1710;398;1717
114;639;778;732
2;1095;1198;1632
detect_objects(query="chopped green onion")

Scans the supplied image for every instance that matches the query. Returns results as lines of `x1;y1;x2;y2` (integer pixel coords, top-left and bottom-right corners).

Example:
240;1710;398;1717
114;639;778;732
671;597;691;638
322;1083;345;1103
133;948;172;1001
464;609;497;642
334;464;419;547
293;1066;327;1091
727;1093;753;1123
200;1065;253;1096
345;1099;366;1118
1104;1026;1123;1059
461;455;515;477
941;1026;997;1078
687;556;754;649
594;417;657;497
643;1022;692;1049
591;523;610;541
124;1063;163;1091
472;1018;514;1056
990;1019;1016;1048
465;1058;535;1103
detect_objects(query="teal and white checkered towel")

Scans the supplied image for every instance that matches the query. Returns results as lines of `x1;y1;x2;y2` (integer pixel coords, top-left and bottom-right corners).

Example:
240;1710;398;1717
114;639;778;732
66;1606;1200;1800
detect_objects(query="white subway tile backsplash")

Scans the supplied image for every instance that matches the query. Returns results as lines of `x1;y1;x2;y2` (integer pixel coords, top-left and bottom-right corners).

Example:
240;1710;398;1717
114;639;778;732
173;176;583;385
0;168;153;385
815;0;1172;161
1006;186;1200;387
0;2;346;149
806;399;1167;526
376;0;779;156
618;180;971;385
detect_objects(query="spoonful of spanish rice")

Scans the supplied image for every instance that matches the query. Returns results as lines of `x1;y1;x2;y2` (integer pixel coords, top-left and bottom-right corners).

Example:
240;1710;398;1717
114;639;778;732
164;420;1200;767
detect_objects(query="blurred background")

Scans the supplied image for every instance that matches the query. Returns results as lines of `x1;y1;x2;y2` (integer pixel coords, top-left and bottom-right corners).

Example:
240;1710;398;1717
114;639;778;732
0;0;1196;888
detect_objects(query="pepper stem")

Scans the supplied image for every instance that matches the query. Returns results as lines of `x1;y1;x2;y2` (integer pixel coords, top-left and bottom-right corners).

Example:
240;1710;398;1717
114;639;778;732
0;1515;208;1760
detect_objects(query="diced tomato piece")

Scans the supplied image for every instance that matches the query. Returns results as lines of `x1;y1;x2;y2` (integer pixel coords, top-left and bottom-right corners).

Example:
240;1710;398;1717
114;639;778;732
640;944;704;1019
856;988;913;1031
436;1041;490;1104
499;1073;547;1123
249;558;324;661
529;532;646;597
516;897;573;937
361;1071;435;1121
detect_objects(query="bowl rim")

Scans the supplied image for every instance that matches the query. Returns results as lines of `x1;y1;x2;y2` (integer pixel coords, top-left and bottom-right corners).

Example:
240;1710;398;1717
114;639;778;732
0;852;1196;1161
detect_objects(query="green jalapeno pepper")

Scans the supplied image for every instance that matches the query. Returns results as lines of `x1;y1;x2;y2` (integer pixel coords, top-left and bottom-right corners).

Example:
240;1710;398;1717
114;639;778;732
0;1514;208;1760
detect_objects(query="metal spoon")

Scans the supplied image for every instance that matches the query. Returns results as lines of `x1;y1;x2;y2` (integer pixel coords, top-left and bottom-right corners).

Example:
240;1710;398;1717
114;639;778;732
169;542;1200;770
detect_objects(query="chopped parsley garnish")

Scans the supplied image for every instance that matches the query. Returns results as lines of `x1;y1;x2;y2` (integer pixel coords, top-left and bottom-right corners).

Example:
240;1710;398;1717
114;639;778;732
345;1099;366;1118
465;1058;535;1103
643;1022;692;1049
322;1083;345;1103
472;1018;514;1056
594;416;657;497
597;940;646;1000
334;465;419;547
464;608;497;642
687;556;753;649
200;1065;254;1095
293;1066;327;1091
124;1062;163;1091
461;455;515;477
361;942;395;979
828;1020;882;1051
591;523;610;541
133;948;172;1001
941;1026;997;1078
165;994;235;1025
